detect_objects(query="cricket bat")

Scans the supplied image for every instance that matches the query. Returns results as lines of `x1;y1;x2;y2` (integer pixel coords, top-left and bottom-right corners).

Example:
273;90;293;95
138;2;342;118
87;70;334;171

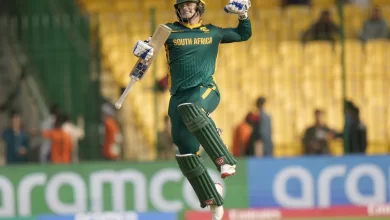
115;24;172;109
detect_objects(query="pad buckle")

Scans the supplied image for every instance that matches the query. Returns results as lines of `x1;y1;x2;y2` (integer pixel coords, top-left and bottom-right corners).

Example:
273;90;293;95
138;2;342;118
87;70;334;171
205;199;214;205
216;157;225;166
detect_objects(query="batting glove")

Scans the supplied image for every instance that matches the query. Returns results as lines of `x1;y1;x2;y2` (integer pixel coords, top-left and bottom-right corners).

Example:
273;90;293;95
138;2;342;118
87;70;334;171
224;0;251;20
133;39;153;61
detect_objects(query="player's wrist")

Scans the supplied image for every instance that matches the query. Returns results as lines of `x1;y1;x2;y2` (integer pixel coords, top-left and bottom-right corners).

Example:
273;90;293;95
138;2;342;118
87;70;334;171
238;12;248;20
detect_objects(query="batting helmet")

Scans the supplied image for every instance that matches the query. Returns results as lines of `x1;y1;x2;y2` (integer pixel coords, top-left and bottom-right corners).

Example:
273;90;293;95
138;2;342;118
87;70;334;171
174;0;206;7
174;0;206;18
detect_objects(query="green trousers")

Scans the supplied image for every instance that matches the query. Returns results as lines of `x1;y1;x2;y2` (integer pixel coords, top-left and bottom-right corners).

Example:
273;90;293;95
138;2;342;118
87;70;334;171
168;82;220;154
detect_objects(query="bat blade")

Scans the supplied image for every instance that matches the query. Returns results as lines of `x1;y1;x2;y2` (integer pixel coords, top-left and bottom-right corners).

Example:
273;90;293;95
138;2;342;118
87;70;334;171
115;24;172;109
130;24;172;81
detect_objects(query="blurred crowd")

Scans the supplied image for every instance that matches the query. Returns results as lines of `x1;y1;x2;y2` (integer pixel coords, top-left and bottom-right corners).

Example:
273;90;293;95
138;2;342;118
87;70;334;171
282;0;389;43
301;6;388;43
154;96;368;161
1;102;122;165
232;97;367;158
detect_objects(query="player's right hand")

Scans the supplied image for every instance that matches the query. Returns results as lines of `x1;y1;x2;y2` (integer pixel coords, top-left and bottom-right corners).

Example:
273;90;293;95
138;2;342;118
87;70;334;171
224;0;251;19
133;40;154;61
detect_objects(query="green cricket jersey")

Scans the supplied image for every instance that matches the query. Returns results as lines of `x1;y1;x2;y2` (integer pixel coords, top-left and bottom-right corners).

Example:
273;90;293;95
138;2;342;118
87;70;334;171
164;18;252;95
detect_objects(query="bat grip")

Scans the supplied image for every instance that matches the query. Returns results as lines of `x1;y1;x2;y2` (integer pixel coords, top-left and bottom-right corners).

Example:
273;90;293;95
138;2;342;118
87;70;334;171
115;77;138;109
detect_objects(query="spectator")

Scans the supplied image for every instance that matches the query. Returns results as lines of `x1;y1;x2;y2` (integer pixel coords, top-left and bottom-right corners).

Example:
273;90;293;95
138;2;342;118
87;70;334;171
232;112;257;157
340;100;353;152
302;109;337;155
156;75;169;92
40;104;60;163
157;115;176;160
359;6;388;42
62;114;85;163
301;10;339;43
245;112;263;157
256;97;274;157
1;111;30;165
101;103;122;160
42;115;72;164
345;104;367;153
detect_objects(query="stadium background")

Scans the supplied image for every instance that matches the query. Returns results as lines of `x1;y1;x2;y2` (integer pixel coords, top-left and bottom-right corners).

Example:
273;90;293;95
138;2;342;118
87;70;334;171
0;0;390;219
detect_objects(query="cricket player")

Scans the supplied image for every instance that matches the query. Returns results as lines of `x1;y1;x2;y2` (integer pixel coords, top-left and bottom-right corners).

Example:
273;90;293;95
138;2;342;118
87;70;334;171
133;0;251;219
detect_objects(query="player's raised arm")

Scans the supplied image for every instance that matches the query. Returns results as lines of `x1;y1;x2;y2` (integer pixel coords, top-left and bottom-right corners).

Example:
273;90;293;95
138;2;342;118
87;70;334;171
220;0;252;43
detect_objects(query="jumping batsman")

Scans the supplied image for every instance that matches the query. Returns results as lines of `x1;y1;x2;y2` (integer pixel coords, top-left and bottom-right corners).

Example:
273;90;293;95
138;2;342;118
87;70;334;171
133;0;251;219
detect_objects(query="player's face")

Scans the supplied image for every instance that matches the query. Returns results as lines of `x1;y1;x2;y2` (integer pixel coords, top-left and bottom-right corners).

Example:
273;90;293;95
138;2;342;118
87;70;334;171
315;112;324;125
12;115;21;129
178;2;197;19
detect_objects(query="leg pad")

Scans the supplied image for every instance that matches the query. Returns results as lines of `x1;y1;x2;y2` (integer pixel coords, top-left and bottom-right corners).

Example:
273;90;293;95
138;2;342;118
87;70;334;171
178;103;236;167
176;154;223;208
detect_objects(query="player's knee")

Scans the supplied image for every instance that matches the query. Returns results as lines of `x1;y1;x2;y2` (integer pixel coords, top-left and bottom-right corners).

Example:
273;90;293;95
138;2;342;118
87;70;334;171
172;130;199;154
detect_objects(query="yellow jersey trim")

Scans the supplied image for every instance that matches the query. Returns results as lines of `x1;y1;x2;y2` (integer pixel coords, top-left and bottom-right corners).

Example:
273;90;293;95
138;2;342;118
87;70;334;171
180;20;203;29
164;43;172;91
201;86;217;99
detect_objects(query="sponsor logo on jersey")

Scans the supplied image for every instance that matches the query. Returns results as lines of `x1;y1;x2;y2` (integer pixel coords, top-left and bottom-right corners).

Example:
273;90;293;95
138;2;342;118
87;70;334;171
200;27;210;33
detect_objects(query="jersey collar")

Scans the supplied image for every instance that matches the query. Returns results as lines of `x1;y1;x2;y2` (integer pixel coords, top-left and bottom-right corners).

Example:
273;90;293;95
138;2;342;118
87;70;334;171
180;20;203;29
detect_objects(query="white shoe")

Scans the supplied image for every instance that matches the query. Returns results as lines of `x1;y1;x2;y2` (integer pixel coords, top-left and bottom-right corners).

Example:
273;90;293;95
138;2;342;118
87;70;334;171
221;164;236;179
210;183;224;220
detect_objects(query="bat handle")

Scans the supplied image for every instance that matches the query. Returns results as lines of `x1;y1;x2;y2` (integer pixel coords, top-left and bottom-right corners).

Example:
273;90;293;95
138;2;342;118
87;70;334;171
115;77;138;109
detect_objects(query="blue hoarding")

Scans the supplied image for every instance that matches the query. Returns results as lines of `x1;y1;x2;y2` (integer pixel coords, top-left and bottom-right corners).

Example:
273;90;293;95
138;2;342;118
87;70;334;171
37;215;73;220
248;155;390;208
